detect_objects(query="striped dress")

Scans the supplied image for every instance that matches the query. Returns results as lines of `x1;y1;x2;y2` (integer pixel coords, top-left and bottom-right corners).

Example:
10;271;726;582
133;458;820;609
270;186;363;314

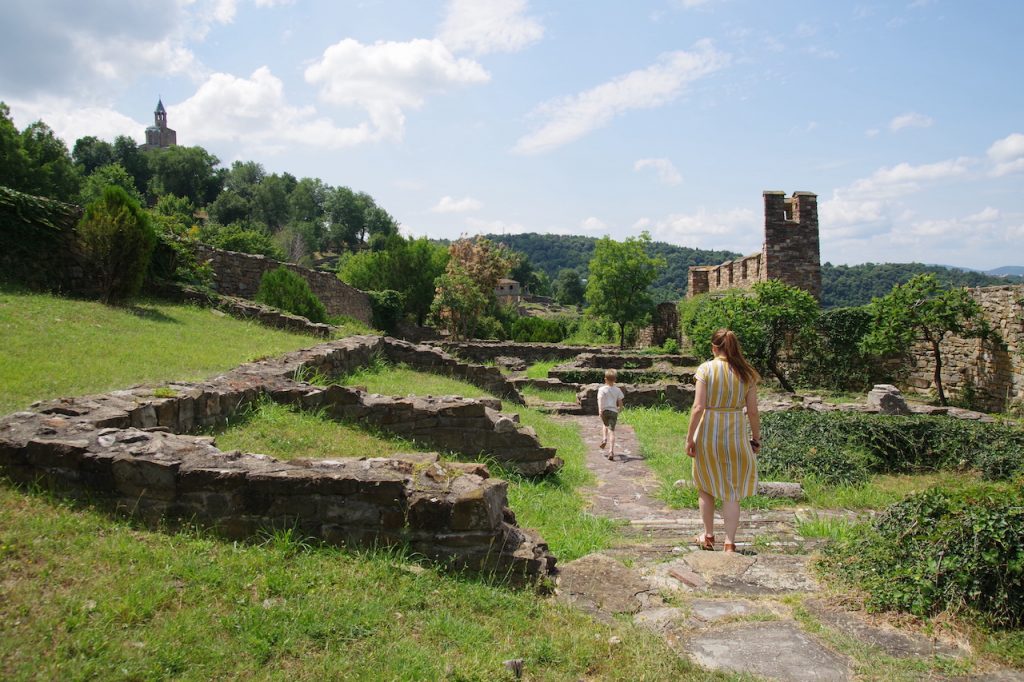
692;357;757;501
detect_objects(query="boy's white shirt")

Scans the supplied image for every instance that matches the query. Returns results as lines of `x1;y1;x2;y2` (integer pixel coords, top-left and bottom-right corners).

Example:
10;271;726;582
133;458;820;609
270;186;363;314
597;384;624;413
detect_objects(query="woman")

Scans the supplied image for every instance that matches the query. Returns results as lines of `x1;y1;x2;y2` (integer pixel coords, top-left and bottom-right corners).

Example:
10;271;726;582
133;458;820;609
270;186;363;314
685;328;761;553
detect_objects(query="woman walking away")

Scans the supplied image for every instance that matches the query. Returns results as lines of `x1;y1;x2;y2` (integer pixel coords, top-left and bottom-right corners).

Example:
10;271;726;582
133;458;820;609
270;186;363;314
685;329;761;553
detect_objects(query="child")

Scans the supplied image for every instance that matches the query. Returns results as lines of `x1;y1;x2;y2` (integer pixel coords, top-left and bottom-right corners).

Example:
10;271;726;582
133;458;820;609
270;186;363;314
597;369;625;460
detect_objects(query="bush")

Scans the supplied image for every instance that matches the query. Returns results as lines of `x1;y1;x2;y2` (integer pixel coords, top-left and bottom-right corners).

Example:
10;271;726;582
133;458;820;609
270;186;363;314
255;266;327;323
76;185;157;303
510;316;570;343
760;411;1024;486
793;306;890;391
208;223;284;260
146;232;213;289
822;484;1024;627
367;289;404;333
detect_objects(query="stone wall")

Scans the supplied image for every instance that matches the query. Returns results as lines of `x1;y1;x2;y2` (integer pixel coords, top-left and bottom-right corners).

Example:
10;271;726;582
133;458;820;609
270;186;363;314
905;285;1024;412
636;302;683;348
0;335;562;579
577;383;696;414
434;341;611;364
195;244;373;326
688;191;821;300
0;186;88;292
165;285;334;337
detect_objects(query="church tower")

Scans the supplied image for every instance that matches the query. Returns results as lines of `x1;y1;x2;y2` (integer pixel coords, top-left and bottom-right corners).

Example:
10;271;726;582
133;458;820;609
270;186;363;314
143;99;177;150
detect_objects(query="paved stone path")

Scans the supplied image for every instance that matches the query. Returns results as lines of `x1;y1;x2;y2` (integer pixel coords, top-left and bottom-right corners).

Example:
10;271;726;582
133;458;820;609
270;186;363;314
552;415;1018;682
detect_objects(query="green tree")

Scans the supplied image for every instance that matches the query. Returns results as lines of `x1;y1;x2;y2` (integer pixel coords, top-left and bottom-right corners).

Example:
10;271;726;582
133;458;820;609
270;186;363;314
80;163;144;206
76;186;157;303
340;235;448;325
860;274;992;406
0;103;29;191
554;268;585;306
585;233;664;348
681;280;819;392
148;145;223;205
430;269;488;340
18;121;81;200
72;136;115;175
112;136;151;197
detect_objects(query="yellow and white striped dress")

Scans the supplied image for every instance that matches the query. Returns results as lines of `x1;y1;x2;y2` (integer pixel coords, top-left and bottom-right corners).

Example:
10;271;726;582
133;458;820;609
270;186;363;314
692;358;757;501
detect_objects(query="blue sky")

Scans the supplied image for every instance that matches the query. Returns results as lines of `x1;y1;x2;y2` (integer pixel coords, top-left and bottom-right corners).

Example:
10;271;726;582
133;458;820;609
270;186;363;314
3;0;1022;269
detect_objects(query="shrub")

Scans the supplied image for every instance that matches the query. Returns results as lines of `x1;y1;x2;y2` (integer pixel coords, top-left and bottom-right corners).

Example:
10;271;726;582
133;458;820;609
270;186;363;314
208;223;284;260
367;289;404;334
146;232;213;289
76;185;157;303
759;411;1024;486
510;316;570;343
793;306;890;391
255;266;327;323
822;484;1024;627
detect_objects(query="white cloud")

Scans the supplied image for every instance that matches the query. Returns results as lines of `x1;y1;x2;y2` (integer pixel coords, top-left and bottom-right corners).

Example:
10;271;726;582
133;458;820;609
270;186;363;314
439;0;544;55
305;38;489;142
431;195;484;213
634;158;683;185
644;207;759;249
7;98;145;146
804;46;839;59
889;111;933;132
513;40;728;155
172;67;381;152
987;132;1024;176
675;0;717;8
465;217;532;235
964;207;1000;223
865;128;880;138
820;157;973;238
579;216;608;232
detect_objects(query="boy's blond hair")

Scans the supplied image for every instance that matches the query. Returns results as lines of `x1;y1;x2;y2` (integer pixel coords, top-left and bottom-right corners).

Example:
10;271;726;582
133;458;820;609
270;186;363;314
604;369;617;382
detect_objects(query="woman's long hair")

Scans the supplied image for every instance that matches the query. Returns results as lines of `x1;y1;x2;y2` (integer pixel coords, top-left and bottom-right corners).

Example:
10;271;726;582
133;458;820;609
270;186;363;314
711;329;760;386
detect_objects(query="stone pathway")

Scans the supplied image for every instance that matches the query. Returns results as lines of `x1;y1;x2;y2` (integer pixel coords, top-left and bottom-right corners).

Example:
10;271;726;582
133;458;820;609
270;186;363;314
553;415;1011;681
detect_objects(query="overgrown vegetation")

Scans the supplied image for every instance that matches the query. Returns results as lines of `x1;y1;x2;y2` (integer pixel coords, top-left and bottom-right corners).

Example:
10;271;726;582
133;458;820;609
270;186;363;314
760;411;1024;486
822;483;1024;629
255;266;328;323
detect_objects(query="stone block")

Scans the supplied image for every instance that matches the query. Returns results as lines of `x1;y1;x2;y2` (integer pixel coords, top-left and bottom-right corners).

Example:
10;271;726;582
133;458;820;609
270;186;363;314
112;456;179;501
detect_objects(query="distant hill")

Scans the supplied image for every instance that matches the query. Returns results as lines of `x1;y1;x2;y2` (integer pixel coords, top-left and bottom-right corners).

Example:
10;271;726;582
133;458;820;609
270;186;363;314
484;233;1022;308
486;233;741;302
821;262;1024;308
987;265;1024;277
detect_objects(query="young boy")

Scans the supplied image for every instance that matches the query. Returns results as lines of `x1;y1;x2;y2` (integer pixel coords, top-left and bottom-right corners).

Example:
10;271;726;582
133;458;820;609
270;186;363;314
597;369;625;460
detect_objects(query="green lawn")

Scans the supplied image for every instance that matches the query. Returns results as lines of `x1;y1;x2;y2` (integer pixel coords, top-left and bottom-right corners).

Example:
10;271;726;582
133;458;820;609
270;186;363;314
0;485;720;681
521;385;580;404
524;360;560;380
0;286;327;414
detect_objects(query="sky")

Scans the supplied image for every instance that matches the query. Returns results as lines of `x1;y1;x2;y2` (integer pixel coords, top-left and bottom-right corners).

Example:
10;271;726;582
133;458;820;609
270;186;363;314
2;0;1023;270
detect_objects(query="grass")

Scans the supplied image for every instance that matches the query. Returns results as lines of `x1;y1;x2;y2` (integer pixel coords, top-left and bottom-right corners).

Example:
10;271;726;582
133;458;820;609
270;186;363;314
0;286;322;414
0;484;725;681
214;399;421;460
521;385;580;404
524;360;560;380
794;513;858;542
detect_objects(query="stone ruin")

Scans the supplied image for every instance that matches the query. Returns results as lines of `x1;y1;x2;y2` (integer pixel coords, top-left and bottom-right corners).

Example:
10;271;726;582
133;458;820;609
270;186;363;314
688;191;821;300
0;335;560;581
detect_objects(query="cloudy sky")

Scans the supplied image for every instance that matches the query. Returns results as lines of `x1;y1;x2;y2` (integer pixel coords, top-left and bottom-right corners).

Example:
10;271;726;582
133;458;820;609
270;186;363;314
3;0;1022;269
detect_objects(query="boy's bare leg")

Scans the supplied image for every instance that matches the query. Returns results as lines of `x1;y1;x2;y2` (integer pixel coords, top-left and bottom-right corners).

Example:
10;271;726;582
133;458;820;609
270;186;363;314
599;423;607;448
608;428;616;457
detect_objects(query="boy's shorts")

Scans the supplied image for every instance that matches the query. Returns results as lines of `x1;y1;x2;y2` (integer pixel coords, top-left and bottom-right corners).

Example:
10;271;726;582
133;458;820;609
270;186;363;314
600;409;618;430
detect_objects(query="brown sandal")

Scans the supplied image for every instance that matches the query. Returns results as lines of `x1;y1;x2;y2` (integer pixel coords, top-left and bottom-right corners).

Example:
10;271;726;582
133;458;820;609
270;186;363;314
694;533;715;551
723;542;737;553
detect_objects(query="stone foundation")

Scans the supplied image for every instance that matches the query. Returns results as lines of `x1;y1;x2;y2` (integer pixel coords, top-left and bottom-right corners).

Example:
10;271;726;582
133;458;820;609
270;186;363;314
434;341;611;365
576;383;696;414
0;335;562;580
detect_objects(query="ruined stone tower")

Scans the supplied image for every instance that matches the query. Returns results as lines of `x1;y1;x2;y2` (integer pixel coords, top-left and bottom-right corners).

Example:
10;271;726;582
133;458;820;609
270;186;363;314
687;191;821;300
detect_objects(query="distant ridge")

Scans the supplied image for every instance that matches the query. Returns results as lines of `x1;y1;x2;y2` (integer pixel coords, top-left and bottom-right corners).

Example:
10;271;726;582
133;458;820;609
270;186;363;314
987;265;1024;277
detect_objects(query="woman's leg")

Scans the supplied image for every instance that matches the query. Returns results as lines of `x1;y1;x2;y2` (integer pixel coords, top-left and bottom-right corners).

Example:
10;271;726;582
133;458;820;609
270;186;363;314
698;489;715;539
722;499;741;548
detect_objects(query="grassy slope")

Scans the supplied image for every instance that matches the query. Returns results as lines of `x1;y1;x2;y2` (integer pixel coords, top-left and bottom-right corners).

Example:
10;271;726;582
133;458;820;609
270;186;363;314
0;286;324;413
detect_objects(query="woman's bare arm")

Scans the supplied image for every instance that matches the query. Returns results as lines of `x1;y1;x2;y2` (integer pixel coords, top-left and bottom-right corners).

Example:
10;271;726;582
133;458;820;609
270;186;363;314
686;379;707;458
745;384;761;454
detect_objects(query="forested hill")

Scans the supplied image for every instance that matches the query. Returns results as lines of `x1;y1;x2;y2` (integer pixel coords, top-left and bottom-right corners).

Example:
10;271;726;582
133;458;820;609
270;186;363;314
486;233;741;301
821;263;1024;308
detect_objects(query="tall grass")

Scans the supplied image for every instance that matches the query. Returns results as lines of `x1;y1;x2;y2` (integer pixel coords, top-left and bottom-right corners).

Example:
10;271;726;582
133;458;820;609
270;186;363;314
524;360;560;380
0;287;322;413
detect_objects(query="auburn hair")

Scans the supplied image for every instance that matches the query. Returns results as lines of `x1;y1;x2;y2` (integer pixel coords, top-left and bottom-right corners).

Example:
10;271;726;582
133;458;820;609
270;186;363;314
711;329;760;386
